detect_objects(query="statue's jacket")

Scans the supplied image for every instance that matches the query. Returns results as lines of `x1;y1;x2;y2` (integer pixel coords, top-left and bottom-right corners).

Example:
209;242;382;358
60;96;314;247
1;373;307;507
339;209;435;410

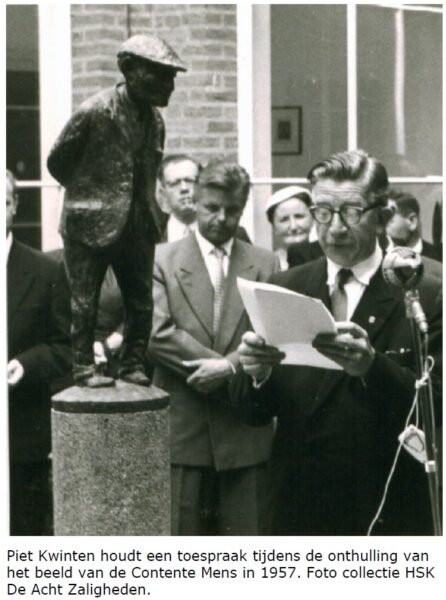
47;82;167;248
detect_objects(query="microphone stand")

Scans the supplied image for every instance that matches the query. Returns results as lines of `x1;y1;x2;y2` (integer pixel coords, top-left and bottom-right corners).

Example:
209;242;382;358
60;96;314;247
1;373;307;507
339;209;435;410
405;290;442;535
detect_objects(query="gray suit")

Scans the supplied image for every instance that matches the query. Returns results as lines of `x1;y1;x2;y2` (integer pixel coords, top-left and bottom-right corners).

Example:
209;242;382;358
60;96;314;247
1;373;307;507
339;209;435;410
148;235;278;534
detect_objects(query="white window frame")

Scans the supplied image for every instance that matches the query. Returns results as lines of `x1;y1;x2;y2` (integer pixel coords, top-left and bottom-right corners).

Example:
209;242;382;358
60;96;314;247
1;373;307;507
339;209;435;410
15;3;72;251
237;3;443;247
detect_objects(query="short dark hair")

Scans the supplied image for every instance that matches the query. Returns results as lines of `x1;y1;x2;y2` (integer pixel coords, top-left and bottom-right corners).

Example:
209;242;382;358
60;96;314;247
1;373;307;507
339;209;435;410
307;149;389;205
6;169;18;199
197;160;251;205
158;154;201;183
388;189;420;216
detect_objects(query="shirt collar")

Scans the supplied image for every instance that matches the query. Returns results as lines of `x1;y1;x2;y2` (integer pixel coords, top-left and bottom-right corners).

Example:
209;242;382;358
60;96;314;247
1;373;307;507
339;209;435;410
412;238;423;254
170;213;196;231
195;228;234;258
6;232;12;260
327;240;383;287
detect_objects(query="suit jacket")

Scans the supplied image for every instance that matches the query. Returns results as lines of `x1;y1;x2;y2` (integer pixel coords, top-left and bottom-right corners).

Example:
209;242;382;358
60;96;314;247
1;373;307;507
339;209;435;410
47;82;168;248
8;240;72;463
148;235;279;470
422;239;442;262
287;240;323;268
229;257;442;535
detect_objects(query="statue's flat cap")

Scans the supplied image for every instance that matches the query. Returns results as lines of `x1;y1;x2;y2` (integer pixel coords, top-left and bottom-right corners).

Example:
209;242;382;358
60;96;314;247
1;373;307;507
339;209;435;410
118;34;187;72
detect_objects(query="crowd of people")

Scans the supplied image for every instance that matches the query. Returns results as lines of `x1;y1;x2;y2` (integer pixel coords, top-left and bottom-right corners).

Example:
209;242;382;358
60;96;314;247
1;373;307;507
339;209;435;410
7;148;442;537
6;34;442;538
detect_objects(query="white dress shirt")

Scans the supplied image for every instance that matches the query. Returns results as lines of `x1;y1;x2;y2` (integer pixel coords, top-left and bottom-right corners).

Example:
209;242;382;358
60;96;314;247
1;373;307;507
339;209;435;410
167;214;196;242
326;242;383;321
275;248;288;271
195;229;234;288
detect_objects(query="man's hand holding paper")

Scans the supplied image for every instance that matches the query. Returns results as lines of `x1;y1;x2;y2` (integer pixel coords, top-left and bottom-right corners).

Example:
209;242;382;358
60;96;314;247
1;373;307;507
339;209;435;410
238;332;286;382
312;322;375;377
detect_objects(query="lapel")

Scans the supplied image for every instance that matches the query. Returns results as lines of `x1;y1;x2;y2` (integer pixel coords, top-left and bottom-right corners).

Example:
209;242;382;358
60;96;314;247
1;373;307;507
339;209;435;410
109;84;132;147
296;257;331;309
175;236;215;340
308;265;401;417
214;240;258;353
7;240;35;323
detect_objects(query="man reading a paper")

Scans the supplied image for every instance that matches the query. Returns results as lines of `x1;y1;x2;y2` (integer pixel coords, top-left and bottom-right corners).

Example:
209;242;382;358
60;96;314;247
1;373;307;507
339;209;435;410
229;149;442;535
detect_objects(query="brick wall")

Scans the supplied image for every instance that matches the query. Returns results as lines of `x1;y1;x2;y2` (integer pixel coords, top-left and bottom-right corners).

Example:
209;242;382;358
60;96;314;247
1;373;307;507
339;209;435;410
71;4;238;164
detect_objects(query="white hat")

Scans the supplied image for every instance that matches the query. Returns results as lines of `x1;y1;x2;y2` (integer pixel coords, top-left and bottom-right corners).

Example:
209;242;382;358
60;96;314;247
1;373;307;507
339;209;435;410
265;185;312;216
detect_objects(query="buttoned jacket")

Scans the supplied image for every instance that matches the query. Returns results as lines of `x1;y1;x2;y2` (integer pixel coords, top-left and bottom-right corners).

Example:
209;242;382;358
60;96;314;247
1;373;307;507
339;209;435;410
148;235;279;470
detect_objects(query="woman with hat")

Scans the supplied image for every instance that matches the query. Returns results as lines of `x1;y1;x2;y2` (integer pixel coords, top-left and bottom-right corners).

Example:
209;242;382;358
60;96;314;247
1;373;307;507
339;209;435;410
265;185;314;270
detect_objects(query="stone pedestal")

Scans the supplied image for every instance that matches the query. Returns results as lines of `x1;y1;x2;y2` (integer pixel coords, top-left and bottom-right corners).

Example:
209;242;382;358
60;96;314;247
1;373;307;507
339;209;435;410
51;381;170;535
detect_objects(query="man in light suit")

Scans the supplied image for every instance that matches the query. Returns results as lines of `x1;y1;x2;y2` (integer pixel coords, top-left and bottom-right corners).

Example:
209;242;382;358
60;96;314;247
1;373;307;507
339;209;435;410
230;150;442;535
148;161;278;535
7;170;72;535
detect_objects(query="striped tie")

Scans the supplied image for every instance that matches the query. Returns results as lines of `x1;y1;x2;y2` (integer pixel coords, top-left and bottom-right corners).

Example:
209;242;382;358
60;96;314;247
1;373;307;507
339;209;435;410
211;246;226;333
331;268;352;321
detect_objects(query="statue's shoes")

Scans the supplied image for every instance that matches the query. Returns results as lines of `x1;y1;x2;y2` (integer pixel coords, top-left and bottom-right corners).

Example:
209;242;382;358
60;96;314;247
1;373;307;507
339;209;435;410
82;374;115;388
119;369;151;387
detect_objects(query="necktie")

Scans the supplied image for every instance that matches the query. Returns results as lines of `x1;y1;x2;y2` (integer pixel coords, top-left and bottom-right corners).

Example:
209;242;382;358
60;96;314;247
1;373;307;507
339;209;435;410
183;224;193;238
331;268;353;321
211;247;226;333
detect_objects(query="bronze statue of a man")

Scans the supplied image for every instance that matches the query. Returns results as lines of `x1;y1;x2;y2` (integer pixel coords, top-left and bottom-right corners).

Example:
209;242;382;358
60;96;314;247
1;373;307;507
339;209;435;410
47;34;186;387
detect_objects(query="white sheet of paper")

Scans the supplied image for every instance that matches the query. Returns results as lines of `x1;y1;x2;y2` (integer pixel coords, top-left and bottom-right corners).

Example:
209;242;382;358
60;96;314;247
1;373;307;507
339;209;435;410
237;277;342;370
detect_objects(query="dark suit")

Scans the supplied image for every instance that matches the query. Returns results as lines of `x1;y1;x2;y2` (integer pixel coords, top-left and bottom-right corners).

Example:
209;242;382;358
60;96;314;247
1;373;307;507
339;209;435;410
47;82;168;378
148;235;278;534
421;239;442;262
229;257;442;535
8;240;72;535
287;240;323;268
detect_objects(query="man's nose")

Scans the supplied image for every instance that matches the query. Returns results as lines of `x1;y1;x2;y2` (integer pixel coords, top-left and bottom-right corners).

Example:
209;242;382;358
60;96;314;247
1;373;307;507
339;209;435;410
328;211;347;233
216;207;226;222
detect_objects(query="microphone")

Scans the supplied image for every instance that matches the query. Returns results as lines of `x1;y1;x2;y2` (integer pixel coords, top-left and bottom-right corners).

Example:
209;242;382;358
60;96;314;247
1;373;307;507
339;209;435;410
382;247;428;333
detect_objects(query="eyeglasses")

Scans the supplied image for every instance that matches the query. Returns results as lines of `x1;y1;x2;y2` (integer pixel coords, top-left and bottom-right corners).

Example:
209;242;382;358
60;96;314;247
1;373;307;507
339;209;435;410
165;177;198;189
310;201;382;226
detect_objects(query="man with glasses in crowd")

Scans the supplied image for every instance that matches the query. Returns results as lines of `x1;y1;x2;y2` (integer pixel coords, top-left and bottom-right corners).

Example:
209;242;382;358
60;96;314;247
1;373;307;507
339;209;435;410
158;154;201;242
229;149;442;535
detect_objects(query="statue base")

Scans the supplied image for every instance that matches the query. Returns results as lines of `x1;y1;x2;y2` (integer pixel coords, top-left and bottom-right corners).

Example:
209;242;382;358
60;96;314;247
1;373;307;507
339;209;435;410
51;381;170;535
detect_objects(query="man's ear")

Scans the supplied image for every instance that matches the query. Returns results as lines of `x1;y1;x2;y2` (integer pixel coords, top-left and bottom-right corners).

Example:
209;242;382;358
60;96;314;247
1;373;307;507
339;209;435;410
156;180;171;213
407;212;419;232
